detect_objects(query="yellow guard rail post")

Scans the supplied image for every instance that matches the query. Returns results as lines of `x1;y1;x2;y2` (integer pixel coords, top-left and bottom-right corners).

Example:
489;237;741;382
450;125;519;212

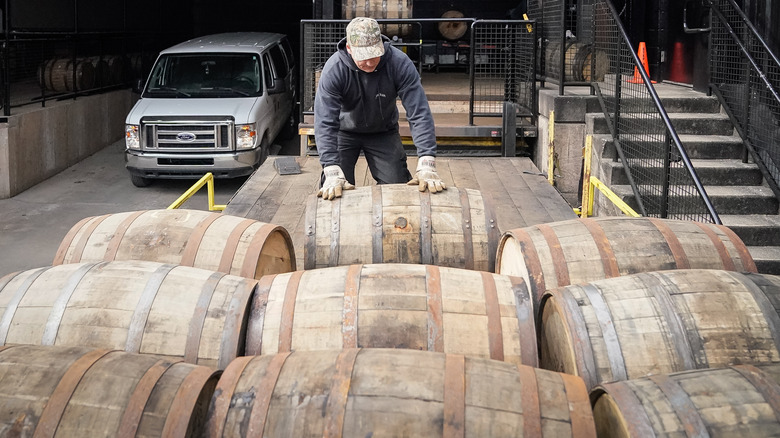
575;135;640;218
167;172;226;211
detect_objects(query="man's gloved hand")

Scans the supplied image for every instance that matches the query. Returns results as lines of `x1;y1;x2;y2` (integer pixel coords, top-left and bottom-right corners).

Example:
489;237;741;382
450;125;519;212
317;165;355;200
408;156;446;193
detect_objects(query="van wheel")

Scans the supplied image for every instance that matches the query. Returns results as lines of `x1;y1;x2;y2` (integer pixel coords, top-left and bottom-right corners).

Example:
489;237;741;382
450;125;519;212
279;110;298;140
258;136;270;167
130;174;153;187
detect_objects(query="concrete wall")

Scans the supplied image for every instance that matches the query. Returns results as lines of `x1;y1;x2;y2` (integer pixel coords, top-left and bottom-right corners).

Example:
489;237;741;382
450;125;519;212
0;90;134;199
535;88;599;208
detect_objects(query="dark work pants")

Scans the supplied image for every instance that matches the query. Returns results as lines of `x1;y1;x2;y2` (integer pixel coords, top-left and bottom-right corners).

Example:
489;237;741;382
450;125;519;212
334;130;412;185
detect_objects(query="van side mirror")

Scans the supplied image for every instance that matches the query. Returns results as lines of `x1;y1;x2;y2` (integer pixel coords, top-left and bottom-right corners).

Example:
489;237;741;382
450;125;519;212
133;78;144;94
267;78;286;95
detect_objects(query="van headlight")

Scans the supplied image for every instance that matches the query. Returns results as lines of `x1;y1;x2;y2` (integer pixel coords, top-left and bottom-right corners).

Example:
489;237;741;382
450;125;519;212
236;124;257;150
125;125;140;150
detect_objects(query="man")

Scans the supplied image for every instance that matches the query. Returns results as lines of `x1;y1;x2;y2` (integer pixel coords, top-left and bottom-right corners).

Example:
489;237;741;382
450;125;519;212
314;17;446;200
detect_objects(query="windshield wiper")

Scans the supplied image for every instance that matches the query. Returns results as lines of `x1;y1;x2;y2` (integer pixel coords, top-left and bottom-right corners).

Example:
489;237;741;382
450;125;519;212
150;86;191;97
204;86;251;97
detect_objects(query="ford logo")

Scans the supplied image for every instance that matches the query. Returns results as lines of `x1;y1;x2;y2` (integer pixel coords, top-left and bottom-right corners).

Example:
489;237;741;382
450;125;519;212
177;132;197;142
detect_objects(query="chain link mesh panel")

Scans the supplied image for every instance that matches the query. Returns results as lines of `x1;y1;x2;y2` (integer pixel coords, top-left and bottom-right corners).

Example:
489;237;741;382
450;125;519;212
710;0;780;196
470;21;536;119
591;0;718;222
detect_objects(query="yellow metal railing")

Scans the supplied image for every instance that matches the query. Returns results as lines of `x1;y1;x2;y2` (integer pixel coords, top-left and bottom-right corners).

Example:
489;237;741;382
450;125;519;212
574;135;640;218
167;172;226;211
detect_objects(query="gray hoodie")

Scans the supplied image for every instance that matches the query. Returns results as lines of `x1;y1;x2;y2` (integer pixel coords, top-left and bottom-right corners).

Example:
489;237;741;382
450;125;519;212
314;37;437;167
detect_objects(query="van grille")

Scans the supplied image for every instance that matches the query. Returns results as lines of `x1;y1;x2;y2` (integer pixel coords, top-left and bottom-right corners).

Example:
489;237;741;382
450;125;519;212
143;121;233;151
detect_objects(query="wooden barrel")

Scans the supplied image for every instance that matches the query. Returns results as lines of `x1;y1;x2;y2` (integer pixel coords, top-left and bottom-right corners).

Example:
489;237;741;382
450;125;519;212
304;185;500;271
342;0;413;38
53;209;295;279
86;56;112;87
204;349;596;437
496;217;756;308
590;364;780;437
538;269;780;391
0;344;218;437
439;10;467;40
245;263;537;366
105;54;127;84
37;58;96;92
0;261;257;369
545;41;609;82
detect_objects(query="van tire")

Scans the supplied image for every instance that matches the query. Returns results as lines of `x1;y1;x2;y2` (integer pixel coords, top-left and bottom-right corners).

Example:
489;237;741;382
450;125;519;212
130;175;153;187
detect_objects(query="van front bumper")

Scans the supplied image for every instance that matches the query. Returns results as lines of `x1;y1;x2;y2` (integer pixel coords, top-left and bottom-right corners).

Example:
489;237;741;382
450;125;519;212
125;149;263;179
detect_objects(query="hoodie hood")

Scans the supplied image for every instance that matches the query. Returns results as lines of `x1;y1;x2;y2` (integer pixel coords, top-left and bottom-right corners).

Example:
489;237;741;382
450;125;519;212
336;36;393;72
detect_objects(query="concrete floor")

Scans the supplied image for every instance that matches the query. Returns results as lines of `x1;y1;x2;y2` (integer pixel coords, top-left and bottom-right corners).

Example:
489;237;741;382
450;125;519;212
0;137;299;276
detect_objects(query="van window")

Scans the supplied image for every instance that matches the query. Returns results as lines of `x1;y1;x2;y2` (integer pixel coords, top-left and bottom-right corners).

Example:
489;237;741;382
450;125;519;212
281;39;295;68
269;45;289;78
144;53;262;98
263;53;275;90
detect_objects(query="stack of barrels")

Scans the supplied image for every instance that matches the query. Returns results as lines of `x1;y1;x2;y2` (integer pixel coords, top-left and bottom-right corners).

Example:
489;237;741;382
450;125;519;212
2;184;779;436
37;54;130;92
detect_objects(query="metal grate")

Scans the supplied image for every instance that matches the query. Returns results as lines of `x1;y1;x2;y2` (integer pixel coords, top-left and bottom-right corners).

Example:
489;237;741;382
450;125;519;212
470;20;537;120
300;21;348;114
528;0;592;91
590;0;719;223
143;121;232;151
710;0;780;200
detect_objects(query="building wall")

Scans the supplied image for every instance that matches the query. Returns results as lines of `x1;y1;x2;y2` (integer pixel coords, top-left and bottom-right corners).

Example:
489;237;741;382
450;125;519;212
0;90;135;199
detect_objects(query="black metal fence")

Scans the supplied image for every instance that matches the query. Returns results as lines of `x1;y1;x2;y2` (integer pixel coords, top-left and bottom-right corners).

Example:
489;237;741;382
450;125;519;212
528;0;597;93
0;1;191;117
709;0;780;201
299;18;536;122
590;0;720;223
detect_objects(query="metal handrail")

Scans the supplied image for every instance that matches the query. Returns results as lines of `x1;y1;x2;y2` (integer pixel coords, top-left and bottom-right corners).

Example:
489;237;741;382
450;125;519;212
167;173;226;211
591;0;721;224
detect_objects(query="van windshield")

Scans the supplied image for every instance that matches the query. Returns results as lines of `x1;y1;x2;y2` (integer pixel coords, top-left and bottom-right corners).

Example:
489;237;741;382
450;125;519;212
144;53;262;98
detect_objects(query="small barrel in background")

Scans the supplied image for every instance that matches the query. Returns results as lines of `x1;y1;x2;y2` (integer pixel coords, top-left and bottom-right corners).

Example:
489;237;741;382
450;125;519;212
496;217;756;307
245;263;537;367
85;56;112;87
590;364;780;438
204;349;596;437
0;344;219;437
53;209;296;279
342;0;414;38
538;269;780;391
37;57;96;92
0;261;257;369
304;185;500;272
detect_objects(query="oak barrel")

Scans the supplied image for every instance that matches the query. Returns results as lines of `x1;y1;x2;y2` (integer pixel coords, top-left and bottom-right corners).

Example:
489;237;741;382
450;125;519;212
342;0;413;38
496;217;756;307
204;349;596;437
0;344;218;437
0;261;257;369
590;364;780;438
37;57;96;92
304;185;500;271
545;41;609;82
538;269;780;391
53;209;295;279
245;263;537;366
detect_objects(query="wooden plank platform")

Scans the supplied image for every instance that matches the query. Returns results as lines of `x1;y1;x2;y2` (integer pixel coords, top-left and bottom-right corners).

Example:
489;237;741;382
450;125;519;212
225;156;577;269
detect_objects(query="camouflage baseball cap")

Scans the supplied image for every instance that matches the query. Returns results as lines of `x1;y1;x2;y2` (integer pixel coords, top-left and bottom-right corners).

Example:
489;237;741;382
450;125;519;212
346;17;385;61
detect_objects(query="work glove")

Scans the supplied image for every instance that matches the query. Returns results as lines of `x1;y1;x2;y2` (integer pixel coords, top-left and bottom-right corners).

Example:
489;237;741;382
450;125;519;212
408;156;446;193
317;165;355;200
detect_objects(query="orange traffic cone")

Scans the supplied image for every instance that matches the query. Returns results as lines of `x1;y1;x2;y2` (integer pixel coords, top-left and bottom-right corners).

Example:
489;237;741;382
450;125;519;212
668;41;691;83
627;42;655;84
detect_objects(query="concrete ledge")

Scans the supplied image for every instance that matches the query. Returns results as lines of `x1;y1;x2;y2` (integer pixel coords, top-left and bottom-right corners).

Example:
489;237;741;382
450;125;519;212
0;90;135;199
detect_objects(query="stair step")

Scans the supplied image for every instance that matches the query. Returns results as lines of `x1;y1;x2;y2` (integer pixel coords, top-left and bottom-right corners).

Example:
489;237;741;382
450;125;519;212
588;112;734;136
616;95;722;114
593;134;745;160
720;214;780;246
605;159;763;186
611;184;778;215
747;246;780;275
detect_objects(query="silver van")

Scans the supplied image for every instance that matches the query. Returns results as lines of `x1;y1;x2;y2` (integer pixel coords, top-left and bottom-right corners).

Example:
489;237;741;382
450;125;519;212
124;32;296;187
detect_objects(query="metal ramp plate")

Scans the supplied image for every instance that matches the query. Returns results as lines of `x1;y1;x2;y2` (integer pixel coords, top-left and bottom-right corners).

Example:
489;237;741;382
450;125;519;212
274;156;301;175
